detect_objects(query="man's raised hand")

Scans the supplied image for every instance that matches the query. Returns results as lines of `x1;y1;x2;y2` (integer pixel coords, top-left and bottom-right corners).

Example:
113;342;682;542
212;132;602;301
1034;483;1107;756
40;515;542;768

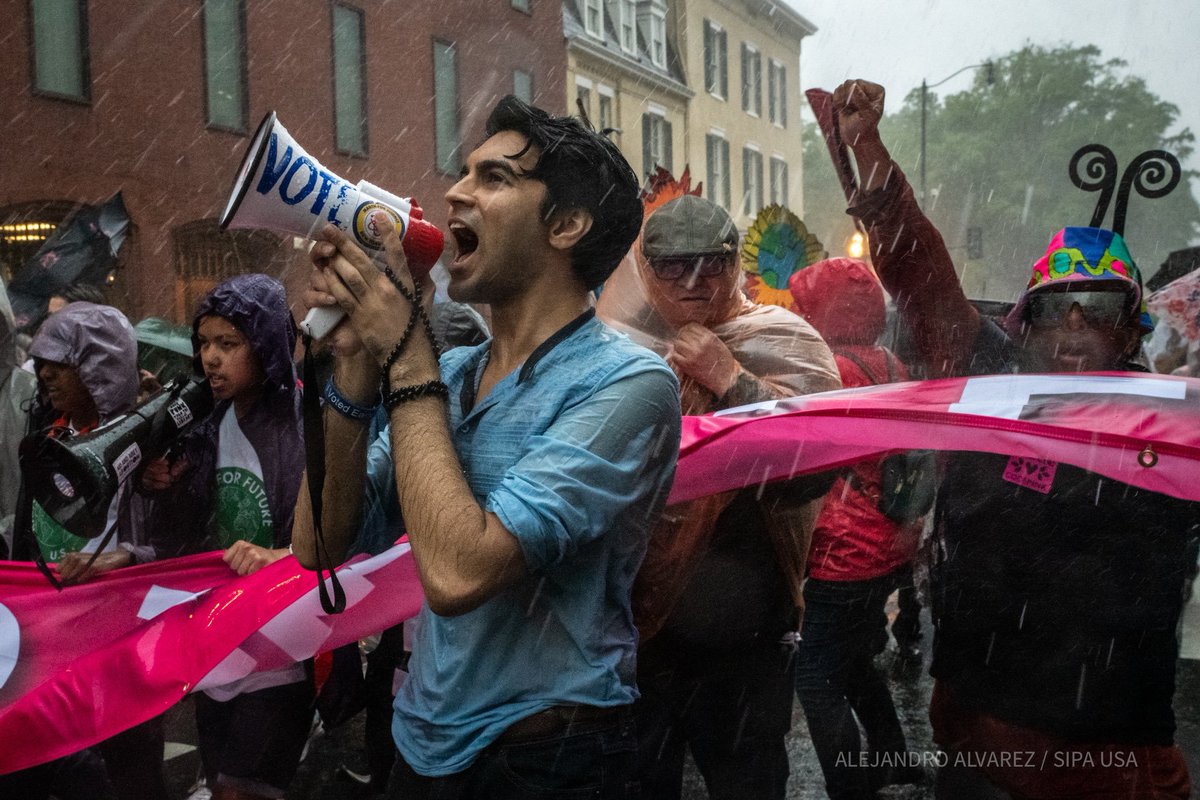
833;79;885;149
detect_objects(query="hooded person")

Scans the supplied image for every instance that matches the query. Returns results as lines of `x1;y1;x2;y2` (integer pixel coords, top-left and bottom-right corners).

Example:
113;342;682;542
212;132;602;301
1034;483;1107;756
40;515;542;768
17;301;147;570
833;77;1195;799
0;275;37;557
788;257;925;798
138;272;311;800
598;194;841;799
9;301;172;800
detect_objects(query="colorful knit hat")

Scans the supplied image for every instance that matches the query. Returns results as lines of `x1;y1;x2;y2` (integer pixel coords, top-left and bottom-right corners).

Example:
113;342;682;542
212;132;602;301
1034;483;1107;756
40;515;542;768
1004;226;1153;335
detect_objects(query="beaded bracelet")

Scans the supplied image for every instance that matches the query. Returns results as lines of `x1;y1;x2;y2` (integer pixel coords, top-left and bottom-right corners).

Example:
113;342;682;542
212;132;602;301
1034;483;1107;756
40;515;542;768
382;379;450;412
379;317;419;392
386;266;440;359
323;377;380;422
378;266;443;398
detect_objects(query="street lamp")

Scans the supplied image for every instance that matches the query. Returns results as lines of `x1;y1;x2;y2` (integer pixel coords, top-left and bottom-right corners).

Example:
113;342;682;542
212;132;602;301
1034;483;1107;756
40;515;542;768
920;61;995;209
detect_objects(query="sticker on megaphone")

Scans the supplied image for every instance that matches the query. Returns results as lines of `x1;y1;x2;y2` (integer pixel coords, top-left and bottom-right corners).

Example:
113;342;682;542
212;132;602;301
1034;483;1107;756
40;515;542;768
300;181;439;339
220;112;444;338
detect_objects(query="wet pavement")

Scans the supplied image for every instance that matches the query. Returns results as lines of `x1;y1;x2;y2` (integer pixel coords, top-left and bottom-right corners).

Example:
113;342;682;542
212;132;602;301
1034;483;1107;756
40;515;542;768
163;589;1200;799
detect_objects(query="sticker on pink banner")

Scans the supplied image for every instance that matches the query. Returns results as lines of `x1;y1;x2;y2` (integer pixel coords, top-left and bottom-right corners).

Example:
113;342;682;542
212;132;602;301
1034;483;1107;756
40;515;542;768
1002;457;1058;494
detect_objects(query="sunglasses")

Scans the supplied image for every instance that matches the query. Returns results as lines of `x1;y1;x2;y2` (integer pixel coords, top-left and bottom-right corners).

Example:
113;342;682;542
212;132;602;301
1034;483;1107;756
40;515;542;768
648;256;732;281
1025;290;1133;330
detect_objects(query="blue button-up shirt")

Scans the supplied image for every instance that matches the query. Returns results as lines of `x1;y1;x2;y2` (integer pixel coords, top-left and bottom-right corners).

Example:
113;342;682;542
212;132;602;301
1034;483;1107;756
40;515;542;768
358;311;680;776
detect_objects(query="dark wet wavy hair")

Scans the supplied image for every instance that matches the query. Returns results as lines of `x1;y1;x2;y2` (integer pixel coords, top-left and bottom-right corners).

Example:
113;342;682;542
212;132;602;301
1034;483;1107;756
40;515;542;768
485;95;643;290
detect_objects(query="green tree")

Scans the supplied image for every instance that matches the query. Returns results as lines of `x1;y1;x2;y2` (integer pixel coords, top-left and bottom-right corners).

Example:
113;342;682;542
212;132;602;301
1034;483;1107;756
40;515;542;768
803;44;1199;300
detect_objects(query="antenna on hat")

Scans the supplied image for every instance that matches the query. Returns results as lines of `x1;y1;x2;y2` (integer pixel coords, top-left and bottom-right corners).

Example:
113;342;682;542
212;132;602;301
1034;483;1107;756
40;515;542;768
1068;143;1181;235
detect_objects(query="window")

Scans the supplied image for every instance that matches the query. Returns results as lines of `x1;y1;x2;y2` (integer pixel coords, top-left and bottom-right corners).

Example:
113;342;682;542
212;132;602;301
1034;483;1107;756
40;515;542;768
30;0;89;100
706;132;730;210
511;0;530;12
332;3;366;155
703;20;727;99
741;43;761;116
618;0;636;53
584;0;603;38
642;111;672;177
770;156;789;207
172;221;282;321
598;88;614;133
576;78;592;122
768;59;787;127
433;40;461;175
647;13;666;68
203;0;247;130
0;201;75;284
743;147;763;216
513;69;533;103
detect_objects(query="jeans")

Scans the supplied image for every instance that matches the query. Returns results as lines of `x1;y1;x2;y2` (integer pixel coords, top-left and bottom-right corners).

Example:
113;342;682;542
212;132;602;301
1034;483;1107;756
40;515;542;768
795;571;911;800
385;707;640;799
890;562;923;647
364;623;406;792
635;635;795;800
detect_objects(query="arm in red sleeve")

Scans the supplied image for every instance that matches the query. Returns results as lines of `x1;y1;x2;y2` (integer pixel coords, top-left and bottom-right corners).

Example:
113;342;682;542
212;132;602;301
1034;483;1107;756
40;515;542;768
848;160;980;378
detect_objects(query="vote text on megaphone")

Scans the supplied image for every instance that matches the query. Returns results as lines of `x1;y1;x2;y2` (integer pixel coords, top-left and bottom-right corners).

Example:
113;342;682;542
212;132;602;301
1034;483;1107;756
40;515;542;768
220;111;445;339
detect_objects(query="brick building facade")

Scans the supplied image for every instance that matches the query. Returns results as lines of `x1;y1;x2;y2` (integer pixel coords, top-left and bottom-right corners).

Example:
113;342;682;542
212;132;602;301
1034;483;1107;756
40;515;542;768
0;0;565;324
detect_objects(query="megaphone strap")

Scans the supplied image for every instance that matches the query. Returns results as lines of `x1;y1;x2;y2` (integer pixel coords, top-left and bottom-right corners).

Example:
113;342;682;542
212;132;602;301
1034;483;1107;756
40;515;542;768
302;334;346;615
16;474;63;591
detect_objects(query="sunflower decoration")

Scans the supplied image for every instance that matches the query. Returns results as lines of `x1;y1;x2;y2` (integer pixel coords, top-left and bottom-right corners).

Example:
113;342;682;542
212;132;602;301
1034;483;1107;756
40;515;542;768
741;205;826;310
641;166;703;215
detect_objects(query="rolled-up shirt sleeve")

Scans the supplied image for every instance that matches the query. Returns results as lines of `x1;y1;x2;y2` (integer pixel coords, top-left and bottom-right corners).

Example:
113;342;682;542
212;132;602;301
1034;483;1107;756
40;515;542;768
486;368;680;572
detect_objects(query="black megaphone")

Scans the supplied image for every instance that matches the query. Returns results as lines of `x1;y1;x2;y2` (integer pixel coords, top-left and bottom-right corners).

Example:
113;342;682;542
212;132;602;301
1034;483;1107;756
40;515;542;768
19;377;215;540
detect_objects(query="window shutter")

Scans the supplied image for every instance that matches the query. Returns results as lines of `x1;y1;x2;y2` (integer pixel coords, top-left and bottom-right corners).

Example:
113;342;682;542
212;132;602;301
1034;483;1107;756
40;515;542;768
780;66;788;127
663;120;673;173
642;114;652;177
756;152;764;211
703;23;713;92
741;45;749;112
719;32;727;98
754;54;762;115
743;148;751;214
706;135;716;202
768;64;776;123
722;139;731;209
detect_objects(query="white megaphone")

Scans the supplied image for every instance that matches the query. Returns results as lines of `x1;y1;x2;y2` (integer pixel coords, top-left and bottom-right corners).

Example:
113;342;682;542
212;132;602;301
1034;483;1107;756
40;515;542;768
220;111;444;339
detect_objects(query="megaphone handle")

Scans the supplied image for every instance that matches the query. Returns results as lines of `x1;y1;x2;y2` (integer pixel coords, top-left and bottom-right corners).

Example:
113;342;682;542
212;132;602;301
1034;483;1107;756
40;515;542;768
300;305;346;340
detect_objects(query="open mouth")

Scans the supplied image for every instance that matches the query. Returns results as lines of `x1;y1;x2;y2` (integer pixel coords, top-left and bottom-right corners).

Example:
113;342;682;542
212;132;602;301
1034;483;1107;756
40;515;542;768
449;222;479;264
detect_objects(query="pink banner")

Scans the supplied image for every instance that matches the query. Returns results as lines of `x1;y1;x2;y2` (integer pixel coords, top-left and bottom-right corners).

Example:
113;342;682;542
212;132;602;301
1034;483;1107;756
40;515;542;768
672;372;1200;504
0;543;423;774
3;371;1199;772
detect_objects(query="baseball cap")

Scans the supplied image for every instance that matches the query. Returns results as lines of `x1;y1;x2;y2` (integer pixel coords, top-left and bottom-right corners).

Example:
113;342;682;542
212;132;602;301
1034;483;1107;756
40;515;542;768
642;195;738;259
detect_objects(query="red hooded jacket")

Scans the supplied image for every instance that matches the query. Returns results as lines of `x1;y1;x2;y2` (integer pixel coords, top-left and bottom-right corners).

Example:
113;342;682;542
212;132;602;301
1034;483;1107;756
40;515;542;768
790;258;919;580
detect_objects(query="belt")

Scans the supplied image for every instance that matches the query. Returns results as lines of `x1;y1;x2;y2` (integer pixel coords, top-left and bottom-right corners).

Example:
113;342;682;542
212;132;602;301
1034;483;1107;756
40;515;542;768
495;704;629;745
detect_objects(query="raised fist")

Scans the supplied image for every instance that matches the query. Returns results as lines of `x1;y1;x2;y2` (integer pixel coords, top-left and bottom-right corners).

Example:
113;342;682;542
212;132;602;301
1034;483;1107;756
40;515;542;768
832;79;885;148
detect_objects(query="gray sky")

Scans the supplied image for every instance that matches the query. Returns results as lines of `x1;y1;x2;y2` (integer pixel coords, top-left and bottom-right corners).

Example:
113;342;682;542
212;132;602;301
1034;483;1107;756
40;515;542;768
790;0;1199;179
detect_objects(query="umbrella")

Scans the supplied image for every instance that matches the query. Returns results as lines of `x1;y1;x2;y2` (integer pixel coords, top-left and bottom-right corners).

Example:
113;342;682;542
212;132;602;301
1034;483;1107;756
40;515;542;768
134;317;195;383
8;192;130;331
1146;268;1200;341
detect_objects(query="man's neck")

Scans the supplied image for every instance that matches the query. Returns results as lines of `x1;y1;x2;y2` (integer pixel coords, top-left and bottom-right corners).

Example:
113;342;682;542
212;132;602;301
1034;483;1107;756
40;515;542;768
487;289;593;378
